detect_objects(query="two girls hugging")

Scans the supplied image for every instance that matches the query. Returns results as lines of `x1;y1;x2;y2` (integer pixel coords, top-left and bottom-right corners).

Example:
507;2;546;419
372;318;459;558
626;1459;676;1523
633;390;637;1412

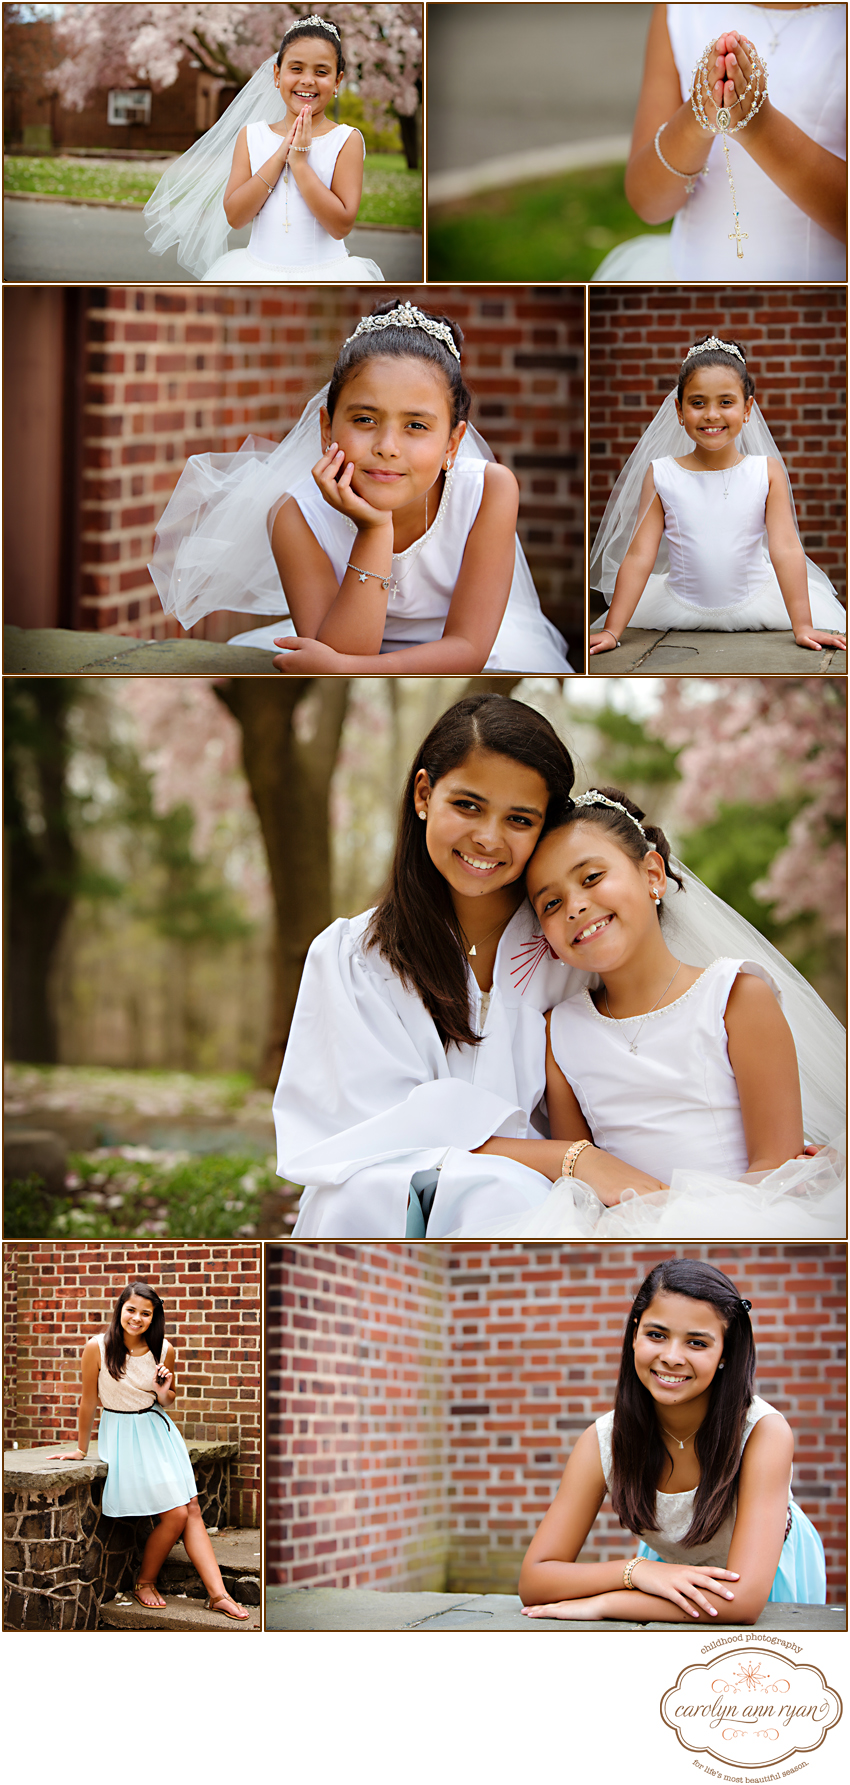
274;693;844;1240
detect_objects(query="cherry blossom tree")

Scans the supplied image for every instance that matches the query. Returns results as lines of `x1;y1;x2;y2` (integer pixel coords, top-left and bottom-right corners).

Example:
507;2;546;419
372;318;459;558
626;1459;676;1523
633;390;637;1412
48;3;422;163
648;679;846;938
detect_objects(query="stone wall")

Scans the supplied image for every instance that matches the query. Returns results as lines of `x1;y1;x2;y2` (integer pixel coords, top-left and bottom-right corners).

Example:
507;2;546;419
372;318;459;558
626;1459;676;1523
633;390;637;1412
4;1242;261;1527
266;1244;846;1602
588;285;847;601
4;1444;233;1630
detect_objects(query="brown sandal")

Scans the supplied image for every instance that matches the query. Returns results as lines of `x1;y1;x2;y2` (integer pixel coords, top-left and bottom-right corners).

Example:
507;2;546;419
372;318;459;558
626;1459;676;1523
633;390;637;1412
132;1580;166;1609
207;1593;250;1621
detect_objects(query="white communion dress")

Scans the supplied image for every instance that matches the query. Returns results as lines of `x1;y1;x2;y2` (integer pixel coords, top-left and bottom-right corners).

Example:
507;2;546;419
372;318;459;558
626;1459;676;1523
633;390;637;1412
149;406;573;671
593;3;846;282
226;456;573;669
592;456;847;634
96;1335;197;1519
275;901;586;1237
595;1398;827;1603
200;121;383;283
471;957;846;1241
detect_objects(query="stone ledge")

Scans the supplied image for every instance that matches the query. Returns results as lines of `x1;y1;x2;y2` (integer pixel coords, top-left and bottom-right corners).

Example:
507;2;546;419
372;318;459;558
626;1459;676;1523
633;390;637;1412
265;1587;846;1633
588;625;847;676
5;1438;237;1494
100;1592;261;1631
4;626;279;675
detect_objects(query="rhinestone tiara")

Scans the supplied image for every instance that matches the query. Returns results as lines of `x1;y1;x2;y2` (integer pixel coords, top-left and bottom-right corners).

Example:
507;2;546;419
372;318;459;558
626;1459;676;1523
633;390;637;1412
345;302;461;363
284;15;340;40
682;336;746;365
571;791;647;838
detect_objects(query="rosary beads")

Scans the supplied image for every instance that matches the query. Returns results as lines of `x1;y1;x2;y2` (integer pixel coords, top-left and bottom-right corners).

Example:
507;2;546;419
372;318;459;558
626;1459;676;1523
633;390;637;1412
690;36;769;260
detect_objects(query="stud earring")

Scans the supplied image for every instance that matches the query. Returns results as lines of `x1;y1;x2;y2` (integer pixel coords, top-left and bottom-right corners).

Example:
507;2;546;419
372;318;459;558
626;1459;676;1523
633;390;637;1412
418;810;426;821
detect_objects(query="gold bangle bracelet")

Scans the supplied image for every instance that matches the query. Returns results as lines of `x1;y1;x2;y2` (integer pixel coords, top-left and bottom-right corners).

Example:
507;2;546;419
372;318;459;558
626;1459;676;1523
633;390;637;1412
623;1557;641;1590
561;1138;593;1179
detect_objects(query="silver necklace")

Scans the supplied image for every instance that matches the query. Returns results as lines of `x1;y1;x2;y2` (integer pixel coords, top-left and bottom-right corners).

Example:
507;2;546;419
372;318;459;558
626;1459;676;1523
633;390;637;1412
659;1418;702;1451
692;452;742;498
756;5;836;57
603;960;682;1054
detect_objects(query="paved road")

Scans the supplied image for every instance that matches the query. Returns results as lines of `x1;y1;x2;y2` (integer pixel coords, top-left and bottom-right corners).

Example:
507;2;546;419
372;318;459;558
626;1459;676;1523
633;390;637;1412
427;2;653;173
4;198;422;282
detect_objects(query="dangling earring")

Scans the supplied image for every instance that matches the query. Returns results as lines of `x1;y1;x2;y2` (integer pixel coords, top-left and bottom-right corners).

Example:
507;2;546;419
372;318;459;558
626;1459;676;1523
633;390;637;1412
652;890;661;904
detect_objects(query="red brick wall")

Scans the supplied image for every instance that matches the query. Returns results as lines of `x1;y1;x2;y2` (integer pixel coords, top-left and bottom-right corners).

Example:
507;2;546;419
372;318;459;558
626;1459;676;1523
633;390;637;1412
4;20;202;152
266;1244;448;1589
588;286;846;602
4;1242;262;1527
79;284;583;650
266;1243;846;1603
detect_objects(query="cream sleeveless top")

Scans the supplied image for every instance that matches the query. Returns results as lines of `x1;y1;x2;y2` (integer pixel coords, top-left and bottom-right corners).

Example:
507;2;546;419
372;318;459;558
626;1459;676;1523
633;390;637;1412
96;1331;168;1411
595;1395;792;1566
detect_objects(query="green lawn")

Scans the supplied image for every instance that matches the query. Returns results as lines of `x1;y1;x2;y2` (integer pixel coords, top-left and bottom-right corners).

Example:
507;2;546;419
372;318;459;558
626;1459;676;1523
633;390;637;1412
428;162;670;281
5;151;421;230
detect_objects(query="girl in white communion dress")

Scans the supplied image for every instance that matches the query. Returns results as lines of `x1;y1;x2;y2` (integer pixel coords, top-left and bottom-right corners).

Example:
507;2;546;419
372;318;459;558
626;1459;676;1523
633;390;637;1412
593;4;846;282
144;16;383;284
469;788;845;1240
589;335;846;655
149;302;572;674
520;1260;826;1623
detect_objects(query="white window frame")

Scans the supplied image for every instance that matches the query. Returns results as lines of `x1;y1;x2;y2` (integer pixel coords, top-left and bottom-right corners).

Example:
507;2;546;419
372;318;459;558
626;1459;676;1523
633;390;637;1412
107;90;152;127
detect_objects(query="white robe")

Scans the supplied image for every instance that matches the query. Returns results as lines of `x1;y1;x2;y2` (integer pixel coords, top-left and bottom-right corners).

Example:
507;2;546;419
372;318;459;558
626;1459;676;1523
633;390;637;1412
274;901;586;1237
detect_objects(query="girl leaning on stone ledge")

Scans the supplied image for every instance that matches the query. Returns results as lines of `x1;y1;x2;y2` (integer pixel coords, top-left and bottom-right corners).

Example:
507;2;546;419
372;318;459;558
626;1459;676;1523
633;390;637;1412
50;1278;248;1619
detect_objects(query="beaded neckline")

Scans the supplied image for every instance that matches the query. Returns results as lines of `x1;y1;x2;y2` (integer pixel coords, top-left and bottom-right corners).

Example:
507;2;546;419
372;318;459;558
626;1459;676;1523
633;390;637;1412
583;960;722;1027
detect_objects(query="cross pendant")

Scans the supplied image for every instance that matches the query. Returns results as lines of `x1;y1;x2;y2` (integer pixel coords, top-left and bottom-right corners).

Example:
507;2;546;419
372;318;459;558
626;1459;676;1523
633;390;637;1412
629;1042;638;1055
729;220;747;259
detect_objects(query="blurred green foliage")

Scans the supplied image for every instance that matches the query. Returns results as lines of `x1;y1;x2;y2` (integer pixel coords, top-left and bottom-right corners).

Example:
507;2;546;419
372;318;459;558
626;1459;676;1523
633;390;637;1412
428;163;670;280
4;1151;274;1240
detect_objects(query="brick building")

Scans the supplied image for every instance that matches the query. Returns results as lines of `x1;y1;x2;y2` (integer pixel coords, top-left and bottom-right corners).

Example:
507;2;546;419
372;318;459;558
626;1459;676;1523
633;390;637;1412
4;1242;262;1527
266;1242;846;1603
3;17;221;154
588;286;847;604
4;283;585;658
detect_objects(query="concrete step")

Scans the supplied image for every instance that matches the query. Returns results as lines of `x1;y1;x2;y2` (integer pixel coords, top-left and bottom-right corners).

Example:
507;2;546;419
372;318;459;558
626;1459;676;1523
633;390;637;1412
100;1592;260;1632
99;1528;261;1630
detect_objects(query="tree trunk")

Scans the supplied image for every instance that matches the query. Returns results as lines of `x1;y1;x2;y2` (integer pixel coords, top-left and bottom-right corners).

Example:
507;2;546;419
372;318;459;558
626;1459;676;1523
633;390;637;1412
215;679;350;1086
4;682;78;1062
396;107;420;170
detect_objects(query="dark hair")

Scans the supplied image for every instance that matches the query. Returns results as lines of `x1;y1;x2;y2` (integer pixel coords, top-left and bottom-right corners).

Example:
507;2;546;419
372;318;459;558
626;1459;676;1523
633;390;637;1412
610;1259;756;1548
326;301;472;431
104;1281;165;1382
541;784;684;901
366;694;576;1049
276;18;345;76
677;336;755;404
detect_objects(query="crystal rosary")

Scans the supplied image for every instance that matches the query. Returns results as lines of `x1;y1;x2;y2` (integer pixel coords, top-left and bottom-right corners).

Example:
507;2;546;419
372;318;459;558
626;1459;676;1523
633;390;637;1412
690;36;769;260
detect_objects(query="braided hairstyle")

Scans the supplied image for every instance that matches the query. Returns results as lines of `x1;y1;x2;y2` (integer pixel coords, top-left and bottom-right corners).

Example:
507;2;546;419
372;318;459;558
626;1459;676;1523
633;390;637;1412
326;301;473;431
677;336;755;404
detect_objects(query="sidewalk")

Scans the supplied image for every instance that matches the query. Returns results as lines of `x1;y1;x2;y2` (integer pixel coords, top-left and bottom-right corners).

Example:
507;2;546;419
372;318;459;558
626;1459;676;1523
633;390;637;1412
589;627;847;676
4;196;422;281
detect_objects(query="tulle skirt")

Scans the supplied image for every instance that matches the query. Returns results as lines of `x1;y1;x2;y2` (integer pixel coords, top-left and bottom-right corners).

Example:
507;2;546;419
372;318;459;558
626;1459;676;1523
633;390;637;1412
466;1139;846;1241
592;567;847;634
98;1406;197;1518
637;1501;827;1605
200;247;384;283
592;234;675;282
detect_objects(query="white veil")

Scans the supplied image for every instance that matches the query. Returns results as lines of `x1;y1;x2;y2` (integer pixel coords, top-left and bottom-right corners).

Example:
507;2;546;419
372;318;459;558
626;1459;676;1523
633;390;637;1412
148;383;503;629
589;390;839;605
144;56;287;279
663;860;845;1146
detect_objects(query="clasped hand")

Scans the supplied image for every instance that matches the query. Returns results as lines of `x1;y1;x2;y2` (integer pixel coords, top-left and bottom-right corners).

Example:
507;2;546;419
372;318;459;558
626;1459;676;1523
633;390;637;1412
574;1146;668;1205
706;33;766;130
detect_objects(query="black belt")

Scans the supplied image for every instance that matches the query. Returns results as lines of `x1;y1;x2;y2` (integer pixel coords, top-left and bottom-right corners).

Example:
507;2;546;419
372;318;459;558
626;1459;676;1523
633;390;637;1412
107;1403;170;1427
